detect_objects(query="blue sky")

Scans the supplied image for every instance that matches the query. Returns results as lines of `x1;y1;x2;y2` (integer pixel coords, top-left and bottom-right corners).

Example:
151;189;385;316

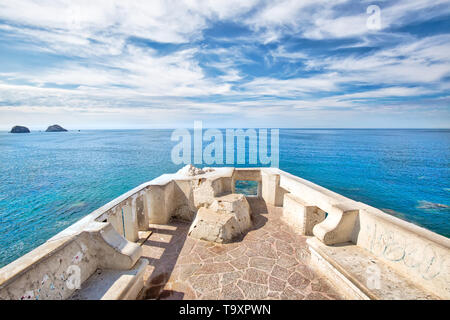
0;0;449;129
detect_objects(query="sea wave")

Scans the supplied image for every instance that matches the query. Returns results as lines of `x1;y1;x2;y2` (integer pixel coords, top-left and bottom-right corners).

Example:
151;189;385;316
417;200;450;210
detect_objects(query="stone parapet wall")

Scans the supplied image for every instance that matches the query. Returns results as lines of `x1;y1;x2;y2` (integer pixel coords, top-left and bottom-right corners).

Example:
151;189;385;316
0;222;142;300
0;166;448;299
273;168;449;299
354;204;450;298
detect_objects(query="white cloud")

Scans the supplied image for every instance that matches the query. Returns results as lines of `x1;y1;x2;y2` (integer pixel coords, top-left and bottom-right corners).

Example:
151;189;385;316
309;34;450;85
244;0;450;41
241;74;339;96
0;0;260;45
0;0;449;128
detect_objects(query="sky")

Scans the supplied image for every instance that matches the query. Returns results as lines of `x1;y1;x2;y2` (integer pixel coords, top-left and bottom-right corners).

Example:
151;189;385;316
0;0;449;130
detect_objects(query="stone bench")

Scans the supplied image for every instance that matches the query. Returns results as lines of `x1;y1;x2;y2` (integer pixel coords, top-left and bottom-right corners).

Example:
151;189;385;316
0;222;147;300
275;168;449;299
69;258;148;300
282;193;326;235
307;237;438;300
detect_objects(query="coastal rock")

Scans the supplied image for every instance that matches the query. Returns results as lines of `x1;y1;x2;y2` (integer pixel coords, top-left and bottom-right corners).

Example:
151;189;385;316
188;193;252;243
45;124;68;132
10;126;30;133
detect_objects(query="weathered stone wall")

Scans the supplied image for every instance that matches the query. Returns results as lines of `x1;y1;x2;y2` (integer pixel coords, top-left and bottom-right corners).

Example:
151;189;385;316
354;206;450;298
0;166;448;299
275;168;450;299
282;193;326;236
261;169;286;206
0;223;141;300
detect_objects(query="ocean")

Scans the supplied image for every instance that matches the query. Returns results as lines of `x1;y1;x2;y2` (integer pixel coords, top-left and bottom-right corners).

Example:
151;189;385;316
0;129;449;267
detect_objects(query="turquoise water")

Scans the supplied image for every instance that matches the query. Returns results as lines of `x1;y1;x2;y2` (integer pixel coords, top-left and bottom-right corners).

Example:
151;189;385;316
235;180;259;196
0;129;449;267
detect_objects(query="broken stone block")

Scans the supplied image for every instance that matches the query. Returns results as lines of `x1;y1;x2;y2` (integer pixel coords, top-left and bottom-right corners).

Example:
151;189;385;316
191;177;220;208
210;193;252;233
177;164;214;176
189;193;252;243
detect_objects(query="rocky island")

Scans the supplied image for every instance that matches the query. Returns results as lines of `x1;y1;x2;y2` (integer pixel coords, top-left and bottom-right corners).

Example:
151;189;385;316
45;124;68;132
9;126;30;133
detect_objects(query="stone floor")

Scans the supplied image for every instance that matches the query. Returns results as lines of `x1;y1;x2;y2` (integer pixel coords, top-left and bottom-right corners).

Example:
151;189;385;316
139;198;342;300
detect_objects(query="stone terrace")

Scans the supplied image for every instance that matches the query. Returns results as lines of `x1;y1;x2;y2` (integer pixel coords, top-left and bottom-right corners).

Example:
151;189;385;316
2;167;446;300
139;198;342;300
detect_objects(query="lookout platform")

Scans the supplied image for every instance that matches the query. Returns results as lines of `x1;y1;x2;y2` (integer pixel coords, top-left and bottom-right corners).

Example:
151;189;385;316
140;198;341;300
1;166;448;300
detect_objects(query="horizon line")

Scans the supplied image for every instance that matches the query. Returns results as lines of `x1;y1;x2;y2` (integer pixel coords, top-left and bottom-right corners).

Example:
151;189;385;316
2;127;450;131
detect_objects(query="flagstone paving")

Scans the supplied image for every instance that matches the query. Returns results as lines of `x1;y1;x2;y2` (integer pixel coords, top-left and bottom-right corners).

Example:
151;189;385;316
139;198;342;300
